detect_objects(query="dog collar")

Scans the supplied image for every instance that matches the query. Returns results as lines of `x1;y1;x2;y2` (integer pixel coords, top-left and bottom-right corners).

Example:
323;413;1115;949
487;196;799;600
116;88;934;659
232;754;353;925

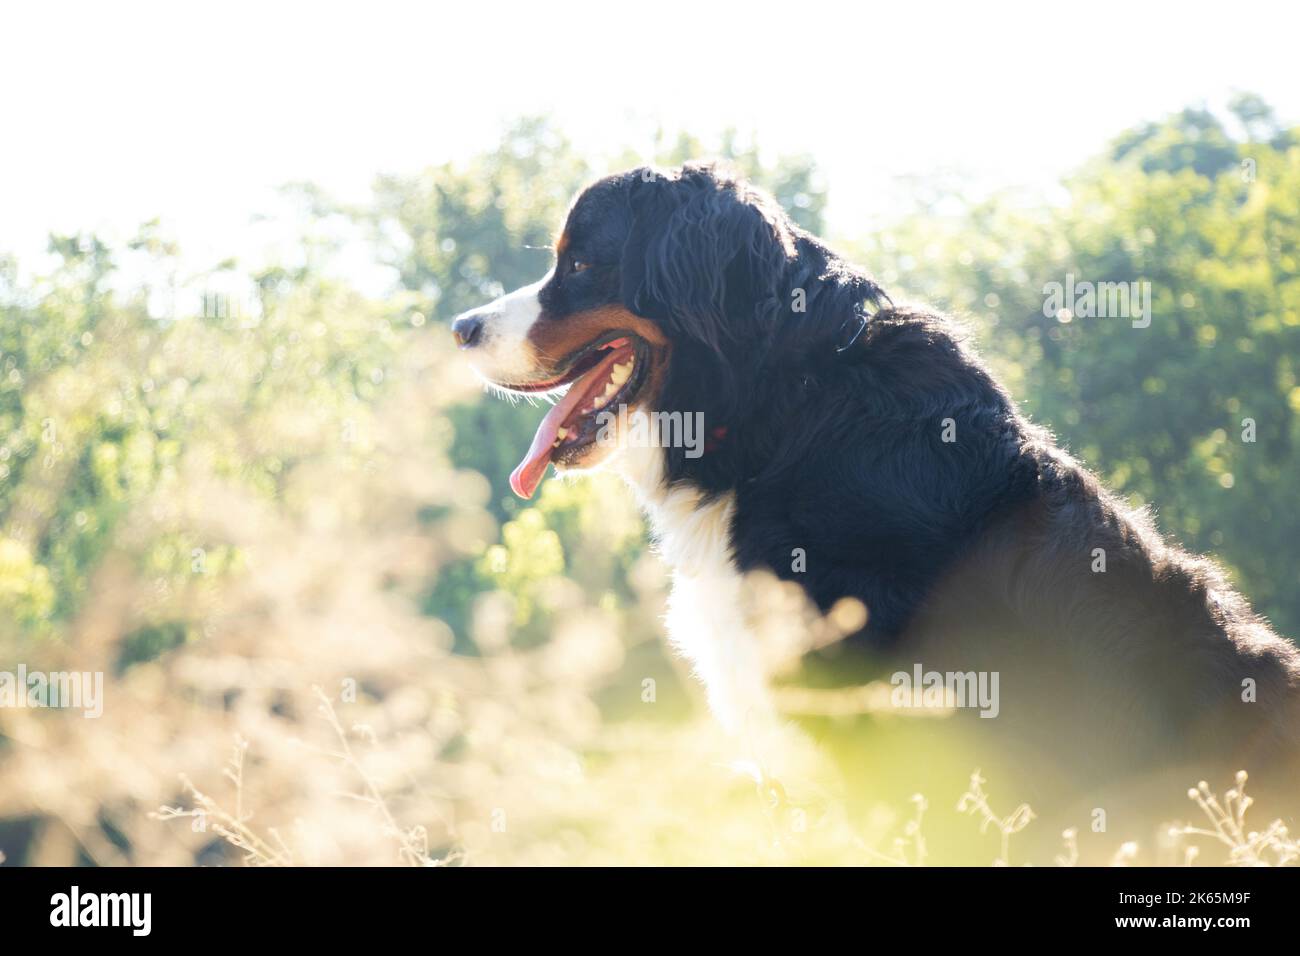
836;295;891;352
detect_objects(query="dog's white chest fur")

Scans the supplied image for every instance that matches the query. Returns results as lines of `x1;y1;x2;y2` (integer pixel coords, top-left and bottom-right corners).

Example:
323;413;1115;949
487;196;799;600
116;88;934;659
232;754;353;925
613;446;772;735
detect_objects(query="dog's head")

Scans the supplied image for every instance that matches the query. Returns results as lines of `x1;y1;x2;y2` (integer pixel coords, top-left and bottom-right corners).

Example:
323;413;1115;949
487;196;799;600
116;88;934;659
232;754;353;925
451;162;879;498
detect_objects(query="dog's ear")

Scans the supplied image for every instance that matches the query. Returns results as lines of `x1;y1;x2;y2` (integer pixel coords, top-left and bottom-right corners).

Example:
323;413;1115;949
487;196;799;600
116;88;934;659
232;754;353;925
621;163;793;353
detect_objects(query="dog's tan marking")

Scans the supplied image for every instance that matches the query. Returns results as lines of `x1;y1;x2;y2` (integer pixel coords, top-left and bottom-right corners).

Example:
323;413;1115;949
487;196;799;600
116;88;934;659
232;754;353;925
527;304;669;366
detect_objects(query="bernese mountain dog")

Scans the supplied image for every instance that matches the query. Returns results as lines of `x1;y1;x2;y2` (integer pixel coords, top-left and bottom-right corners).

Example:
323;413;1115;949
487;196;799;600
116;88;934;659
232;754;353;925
452;162;1299;848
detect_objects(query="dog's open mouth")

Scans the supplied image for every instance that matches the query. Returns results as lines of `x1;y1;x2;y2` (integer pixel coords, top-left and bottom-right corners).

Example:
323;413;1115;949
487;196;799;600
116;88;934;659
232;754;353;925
506;332;649;499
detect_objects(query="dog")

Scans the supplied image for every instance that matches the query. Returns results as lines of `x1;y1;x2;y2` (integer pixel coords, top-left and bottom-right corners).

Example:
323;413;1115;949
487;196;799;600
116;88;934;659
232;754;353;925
452;162;1300;850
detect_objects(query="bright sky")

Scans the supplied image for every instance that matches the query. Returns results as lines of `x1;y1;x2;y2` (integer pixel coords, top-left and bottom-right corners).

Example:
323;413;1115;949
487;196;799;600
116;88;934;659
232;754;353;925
4;0;1298;281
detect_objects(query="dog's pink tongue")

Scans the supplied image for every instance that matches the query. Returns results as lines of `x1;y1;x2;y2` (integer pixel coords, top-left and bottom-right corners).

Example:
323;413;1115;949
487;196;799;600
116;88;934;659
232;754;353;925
509;341;632;499
509;366;602;499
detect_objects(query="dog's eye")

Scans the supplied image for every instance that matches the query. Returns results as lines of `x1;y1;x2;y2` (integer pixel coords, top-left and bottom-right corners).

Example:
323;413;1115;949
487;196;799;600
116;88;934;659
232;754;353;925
571;259;591;273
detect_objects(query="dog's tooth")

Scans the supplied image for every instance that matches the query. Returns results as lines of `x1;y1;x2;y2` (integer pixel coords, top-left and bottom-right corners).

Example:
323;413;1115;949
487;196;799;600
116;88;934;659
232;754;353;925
610;363;631;385
556;426;568;440
603;381;619;399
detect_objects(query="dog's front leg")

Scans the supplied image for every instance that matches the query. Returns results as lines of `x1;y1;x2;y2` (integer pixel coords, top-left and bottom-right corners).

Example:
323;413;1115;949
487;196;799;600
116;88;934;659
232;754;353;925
664;566;776;740
665;566;772;735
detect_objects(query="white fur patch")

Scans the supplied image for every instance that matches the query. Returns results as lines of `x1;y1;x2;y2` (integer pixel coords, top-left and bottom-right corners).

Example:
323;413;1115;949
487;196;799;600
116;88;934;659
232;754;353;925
614;445;774;737
458;275;551;384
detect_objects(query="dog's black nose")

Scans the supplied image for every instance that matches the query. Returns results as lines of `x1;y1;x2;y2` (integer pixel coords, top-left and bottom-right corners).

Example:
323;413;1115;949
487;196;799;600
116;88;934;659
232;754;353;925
452;313;485;349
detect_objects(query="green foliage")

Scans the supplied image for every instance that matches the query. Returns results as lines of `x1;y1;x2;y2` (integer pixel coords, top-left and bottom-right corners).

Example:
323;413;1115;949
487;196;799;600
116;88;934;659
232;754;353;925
0;224;414;647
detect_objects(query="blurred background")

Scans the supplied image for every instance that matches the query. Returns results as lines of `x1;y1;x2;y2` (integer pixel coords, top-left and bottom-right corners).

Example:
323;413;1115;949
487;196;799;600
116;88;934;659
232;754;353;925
1;1;1298;865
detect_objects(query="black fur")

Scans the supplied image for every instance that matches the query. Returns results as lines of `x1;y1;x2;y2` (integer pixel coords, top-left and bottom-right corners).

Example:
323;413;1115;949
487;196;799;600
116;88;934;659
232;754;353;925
555;162;1300;829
